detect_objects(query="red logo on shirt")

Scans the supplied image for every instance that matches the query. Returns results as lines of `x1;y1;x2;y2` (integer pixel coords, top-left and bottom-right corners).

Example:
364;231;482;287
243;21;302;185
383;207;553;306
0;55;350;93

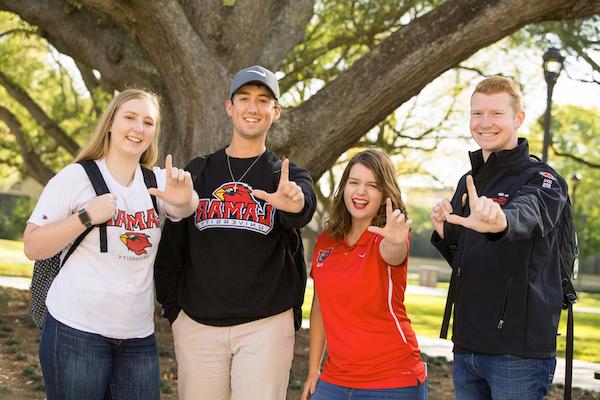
119;232;152;255
194;182;275;235
107;208;160;230
316;247;333;267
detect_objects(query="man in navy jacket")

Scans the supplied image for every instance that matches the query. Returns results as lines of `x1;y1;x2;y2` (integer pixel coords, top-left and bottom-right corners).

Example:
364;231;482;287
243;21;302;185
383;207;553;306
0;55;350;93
431;76;567;399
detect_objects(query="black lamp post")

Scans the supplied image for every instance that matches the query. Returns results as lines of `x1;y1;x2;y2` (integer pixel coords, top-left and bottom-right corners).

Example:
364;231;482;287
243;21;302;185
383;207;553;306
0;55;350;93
541;47;565;163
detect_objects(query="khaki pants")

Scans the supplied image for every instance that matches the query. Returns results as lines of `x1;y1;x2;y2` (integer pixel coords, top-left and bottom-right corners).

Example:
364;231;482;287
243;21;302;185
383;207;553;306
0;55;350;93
172;309;295;400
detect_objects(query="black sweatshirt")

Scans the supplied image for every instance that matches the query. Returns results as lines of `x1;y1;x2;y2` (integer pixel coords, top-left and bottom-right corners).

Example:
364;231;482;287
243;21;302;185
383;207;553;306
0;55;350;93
154;149;316;326
431;139;568;358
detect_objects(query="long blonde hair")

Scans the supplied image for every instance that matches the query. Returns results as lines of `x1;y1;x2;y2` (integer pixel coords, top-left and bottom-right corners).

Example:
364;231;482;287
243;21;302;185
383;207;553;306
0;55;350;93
76;89;161;167
326;149;407;240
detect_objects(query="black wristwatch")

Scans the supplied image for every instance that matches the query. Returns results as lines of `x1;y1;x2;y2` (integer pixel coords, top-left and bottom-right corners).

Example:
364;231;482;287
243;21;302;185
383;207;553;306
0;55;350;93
78;208;93;228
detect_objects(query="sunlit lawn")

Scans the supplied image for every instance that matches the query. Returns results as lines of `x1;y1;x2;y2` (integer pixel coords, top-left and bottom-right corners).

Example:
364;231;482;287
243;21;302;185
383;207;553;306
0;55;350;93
0;239;32;277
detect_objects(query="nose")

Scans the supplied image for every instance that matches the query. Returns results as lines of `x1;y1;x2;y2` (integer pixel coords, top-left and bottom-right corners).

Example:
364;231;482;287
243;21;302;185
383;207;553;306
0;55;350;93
134;120;144;132
480;114;493;127
356;183;367;194
247;99;259;113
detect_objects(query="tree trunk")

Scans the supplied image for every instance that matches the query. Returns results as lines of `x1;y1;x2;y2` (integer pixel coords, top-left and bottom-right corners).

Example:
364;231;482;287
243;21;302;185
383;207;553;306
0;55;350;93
1;0;599;180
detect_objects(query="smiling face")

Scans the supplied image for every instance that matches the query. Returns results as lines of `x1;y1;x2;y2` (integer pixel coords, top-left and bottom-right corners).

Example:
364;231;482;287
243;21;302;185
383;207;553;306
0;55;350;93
225;84;281;143
343;163;384;226
470;92;525;161
107;98;158;161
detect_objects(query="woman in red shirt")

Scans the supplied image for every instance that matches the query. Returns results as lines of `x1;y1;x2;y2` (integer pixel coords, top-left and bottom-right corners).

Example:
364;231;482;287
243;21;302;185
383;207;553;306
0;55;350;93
301;149;428;400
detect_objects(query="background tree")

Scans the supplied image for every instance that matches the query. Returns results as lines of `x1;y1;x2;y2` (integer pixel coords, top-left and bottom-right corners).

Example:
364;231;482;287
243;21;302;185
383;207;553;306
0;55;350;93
1;0;600;185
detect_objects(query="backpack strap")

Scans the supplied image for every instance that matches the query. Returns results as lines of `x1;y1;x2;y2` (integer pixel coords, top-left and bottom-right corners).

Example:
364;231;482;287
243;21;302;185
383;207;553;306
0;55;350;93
60;226;94;267
77;160;110;252
187;154;210;184
141;166;159;215
564;303;574;400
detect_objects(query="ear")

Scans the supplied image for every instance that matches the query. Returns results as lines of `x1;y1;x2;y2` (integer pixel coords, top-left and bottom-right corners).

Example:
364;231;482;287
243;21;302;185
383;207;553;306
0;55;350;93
514;110;525;129
225;98;233;117
272;102;281;122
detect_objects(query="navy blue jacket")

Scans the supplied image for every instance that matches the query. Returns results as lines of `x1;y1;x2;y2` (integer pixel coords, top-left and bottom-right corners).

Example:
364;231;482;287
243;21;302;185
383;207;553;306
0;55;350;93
432;139;567;358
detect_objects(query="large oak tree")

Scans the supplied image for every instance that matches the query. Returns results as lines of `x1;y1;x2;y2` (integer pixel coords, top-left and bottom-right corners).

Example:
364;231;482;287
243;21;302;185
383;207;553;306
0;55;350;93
1;0;600;183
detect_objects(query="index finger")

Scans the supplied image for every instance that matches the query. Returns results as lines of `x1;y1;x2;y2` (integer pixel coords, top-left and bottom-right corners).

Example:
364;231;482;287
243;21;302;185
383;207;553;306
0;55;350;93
279;158;290;184
386;198;393;220
165;154;173;177
466;175;478;207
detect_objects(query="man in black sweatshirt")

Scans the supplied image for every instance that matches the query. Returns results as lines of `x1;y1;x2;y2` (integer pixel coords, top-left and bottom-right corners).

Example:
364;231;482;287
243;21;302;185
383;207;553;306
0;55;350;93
155;65;316;400
430;76;567;400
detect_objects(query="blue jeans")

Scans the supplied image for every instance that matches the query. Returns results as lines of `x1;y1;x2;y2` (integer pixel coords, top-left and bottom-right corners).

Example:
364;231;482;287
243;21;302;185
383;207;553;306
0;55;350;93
453;353;556;400
311;379;428;399
39;312;160;400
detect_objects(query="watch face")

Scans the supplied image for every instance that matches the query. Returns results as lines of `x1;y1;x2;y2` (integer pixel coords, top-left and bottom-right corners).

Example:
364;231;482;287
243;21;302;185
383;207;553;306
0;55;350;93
79;209;92;227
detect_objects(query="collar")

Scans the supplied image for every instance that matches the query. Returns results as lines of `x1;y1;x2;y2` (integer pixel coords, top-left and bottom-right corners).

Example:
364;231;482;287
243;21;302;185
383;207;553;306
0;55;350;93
469;138;531;175
339;229;375;250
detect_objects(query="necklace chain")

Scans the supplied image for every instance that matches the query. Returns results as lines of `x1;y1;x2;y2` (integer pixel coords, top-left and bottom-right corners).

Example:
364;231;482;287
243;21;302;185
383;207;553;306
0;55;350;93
226;151;264;190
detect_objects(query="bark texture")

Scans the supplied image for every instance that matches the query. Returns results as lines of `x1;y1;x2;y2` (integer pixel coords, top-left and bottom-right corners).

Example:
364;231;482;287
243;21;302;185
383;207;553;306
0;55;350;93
1;0;599;180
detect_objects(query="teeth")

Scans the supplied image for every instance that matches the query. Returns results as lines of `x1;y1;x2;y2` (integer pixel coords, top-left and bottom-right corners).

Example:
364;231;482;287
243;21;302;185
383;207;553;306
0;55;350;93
127;136;142;143
353;199;367;205
244;118;259;122
480;132;497;136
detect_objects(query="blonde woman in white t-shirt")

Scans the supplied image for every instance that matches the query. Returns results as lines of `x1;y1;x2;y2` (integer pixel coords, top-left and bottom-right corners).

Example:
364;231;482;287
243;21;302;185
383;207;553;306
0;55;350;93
23;89;198;400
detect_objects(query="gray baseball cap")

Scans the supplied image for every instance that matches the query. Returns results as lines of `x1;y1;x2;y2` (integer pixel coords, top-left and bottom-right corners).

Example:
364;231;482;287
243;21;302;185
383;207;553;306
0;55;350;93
229;65;280;100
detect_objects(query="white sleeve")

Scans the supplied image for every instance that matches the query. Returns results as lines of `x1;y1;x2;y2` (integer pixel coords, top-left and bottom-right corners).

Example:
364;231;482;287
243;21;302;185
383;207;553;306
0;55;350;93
28;164;95;227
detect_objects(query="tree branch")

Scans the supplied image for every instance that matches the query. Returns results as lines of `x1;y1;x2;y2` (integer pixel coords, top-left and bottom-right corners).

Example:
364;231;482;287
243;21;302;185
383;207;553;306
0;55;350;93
260;0;315;70
0;69;80;156
0;106;55;184
0;0;162;90
552;144;600;168
273;0;600;179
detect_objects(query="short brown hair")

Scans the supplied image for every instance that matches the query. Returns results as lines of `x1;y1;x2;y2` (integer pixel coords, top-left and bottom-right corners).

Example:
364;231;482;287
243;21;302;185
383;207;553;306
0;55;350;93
326;149;407;240
472;76;524;114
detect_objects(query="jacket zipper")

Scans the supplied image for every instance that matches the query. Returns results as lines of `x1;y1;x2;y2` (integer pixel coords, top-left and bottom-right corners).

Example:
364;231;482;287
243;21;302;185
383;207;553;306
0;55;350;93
497;277;513;330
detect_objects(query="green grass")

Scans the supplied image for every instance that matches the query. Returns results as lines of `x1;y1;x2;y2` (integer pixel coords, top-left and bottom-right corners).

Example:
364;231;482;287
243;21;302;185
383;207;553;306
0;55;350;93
576;292;600;309
0;239;32;278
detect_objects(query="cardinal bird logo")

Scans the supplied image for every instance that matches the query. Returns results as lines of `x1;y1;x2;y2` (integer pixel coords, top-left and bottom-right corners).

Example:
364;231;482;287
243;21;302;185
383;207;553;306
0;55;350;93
213;182;256;205
119;232;152;255
195;181;275;234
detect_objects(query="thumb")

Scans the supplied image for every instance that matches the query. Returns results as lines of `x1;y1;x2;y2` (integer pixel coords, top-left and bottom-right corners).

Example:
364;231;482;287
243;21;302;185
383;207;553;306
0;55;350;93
147;187;164;198
252;189;272;202
367;225;385;236
445;213;469;227
461;193;467;208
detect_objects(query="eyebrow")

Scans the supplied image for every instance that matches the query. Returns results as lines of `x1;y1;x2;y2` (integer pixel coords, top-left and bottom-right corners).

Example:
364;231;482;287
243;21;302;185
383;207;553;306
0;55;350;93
122;110;155;120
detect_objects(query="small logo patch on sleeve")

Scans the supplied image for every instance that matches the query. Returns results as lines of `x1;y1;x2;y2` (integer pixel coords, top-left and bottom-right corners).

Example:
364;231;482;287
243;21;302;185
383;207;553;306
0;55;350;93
539;171;556;181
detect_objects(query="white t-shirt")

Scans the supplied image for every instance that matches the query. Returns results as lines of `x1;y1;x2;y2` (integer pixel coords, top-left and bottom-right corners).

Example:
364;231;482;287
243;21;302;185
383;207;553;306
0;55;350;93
28;159;170;339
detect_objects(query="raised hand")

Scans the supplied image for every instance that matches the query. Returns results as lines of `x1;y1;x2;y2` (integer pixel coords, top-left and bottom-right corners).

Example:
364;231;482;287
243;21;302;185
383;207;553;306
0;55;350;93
430;198;453;238
252;158;304;213
85;193;117;224
367;198;412;245
147;154;196;208
445;175;507;233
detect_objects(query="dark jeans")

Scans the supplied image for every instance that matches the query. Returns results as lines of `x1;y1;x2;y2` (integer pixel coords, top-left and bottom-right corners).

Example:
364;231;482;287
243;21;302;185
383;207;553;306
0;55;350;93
39;312;160;400
453;353;556;400
311;379;428;400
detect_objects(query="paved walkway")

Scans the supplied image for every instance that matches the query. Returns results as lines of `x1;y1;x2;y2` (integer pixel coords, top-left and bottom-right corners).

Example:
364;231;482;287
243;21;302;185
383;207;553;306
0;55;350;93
1;276;598;391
